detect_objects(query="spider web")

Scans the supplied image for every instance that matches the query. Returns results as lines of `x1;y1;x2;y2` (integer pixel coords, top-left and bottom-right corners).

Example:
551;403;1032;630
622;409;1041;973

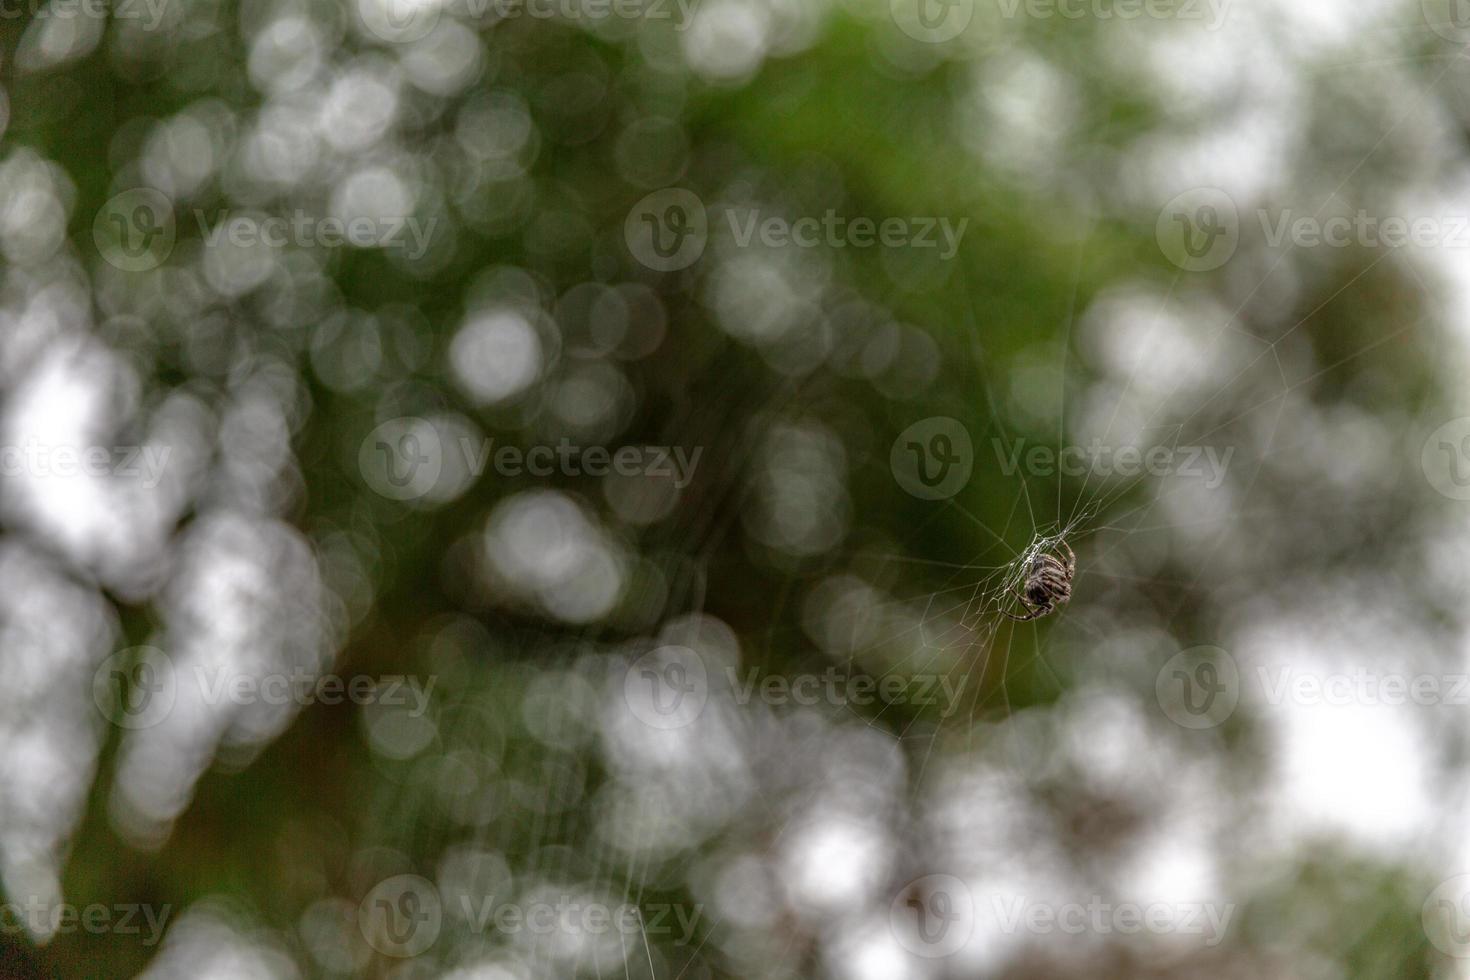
359;46;1457;980
821;125;1442;792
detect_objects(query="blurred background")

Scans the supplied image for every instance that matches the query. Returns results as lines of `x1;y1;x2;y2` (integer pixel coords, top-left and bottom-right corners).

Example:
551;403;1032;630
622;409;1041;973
3;0;1470;975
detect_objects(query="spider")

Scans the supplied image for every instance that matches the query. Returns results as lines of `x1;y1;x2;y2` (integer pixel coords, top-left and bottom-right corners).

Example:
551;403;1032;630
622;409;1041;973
1002;539;1075;622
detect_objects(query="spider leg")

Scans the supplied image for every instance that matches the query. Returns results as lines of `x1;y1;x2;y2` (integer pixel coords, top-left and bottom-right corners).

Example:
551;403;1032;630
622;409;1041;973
1002;585;1041;621
1057;539;1076;575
